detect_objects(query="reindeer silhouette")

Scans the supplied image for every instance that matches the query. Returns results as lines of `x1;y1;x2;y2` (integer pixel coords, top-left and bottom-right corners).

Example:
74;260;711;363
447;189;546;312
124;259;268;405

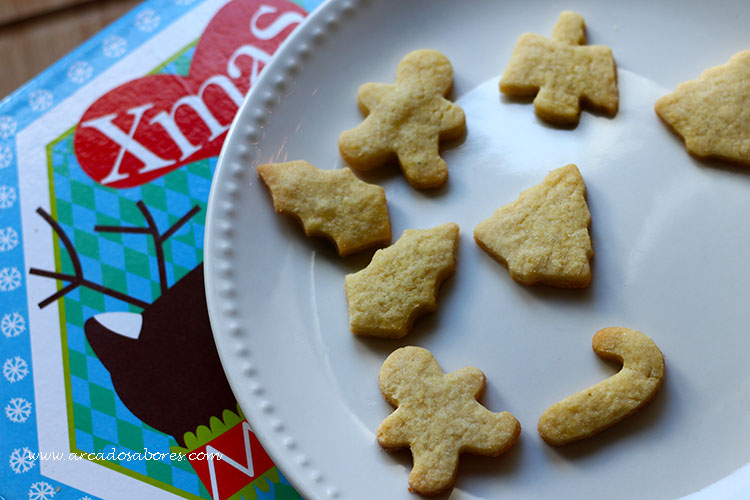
30;202;237;448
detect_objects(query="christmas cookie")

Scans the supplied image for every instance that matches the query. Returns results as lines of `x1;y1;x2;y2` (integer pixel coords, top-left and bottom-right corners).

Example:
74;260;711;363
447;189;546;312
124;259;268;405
538;327;665;446
499;11;618;125
257;160;390;256
655;50;750;165
377;346;521;495
345;223;458;338
338;49;466;189
474;164;593;288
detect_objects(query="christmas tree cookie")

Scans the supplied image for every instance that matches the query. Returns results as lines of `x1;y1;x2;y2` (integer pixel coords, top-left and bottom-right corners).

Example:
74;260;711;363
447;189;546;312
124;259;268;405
474;164;593;288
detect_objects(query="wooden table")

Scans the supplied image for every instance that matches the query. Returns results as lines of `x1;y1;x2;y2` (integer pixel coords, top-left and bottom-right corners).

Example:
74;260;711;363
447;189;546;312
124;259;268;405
1;0;142;98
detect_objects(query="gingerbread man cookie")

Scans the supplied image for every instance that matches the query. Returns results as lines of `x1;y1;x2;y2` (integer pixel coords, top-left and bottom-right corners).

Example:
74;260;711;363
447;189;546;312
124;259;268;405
377;346;521;495
338;49;466;189
499;11;618;125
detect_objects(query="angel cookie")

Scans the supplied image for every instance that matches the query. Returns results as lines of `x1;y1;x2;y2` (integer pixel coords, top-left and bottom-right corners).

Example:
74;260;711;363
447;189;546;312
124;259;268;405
257;160;390;256
377;346;520;495
338;49;466;189
655;50;750;165
499;11;618;125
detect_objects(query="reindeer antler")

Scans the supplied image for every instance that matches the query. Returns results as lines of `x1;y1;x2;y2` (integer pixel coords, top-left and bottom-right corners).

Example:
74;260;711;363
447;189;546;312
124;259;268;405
30;208;150;309
29;202;201;309
95;201;201;294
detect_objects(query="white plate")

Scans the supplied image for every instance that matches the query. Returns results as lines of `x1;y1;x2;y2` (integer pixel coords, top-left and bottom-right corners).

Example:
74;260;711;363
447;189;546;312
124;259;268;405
204;1;750;499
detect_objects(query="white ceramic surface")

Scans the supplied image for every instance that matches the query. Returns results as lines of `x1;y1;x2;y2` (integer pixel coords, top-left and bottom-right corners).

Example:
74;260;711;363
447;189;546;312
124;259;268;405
204;1;750;499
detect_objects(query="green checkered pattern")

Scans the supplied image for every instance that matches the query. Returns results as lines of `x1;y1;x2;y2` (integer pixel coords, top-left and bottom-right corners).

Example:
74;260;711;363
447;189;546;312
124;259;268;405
46;43;216;500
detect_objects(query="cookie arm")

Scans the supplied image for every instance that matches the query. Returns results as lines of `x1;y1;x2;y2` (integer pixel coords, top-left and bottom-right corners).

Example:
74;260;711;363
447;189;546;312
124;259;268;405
438;99;466;140
376;408;412;449
447;368;521;455
357;82;390;115
445;367;486;399
463;408;521;455
338;117;393;170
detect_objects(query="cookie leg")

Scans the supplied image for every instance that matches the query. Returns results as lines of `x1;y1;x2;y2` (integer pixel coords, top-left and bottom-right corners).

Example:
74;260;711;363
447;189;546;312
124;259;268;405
409;443;460;496
397;138;448;189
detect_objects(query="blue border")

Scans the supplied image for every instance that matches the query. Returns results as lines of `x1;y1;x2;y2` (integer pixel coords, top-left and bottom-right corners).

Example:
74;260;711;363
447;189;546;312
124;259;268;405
0;2;215;498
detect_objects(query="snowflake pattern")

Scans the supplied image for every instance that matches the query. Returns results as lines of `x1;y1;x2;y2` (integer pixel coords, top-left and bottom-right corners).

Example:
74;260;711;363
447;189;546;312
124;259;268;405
0;145;12;169
3;356;29;382
102;35;127;58
0;116;17;139
67;61;93;84
9;447;35;474
0;226;19;252
0;267;21;291
2;311;25;338
5;397;32;423
135;8;161;32
79;497;93;500
0;185;17;209
28;481;55;500
29;89;53;112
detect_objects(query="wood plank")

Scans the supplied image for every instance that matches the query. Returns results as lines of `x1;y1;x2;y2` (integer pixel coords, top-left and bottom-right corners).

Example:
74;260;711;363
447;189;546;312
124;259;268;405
1;0;95;26
0;0;141;98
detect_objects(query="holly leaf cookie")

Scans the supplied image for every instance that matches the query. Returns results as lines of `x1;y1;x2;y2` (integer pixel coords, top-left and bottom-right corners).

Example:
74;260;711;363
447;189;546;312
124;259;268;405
655;50;750;165
474;164;593;288
499;11;618;125
258;160;390;256
377;346;521;495
345;223;458;338
338;49;466;189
